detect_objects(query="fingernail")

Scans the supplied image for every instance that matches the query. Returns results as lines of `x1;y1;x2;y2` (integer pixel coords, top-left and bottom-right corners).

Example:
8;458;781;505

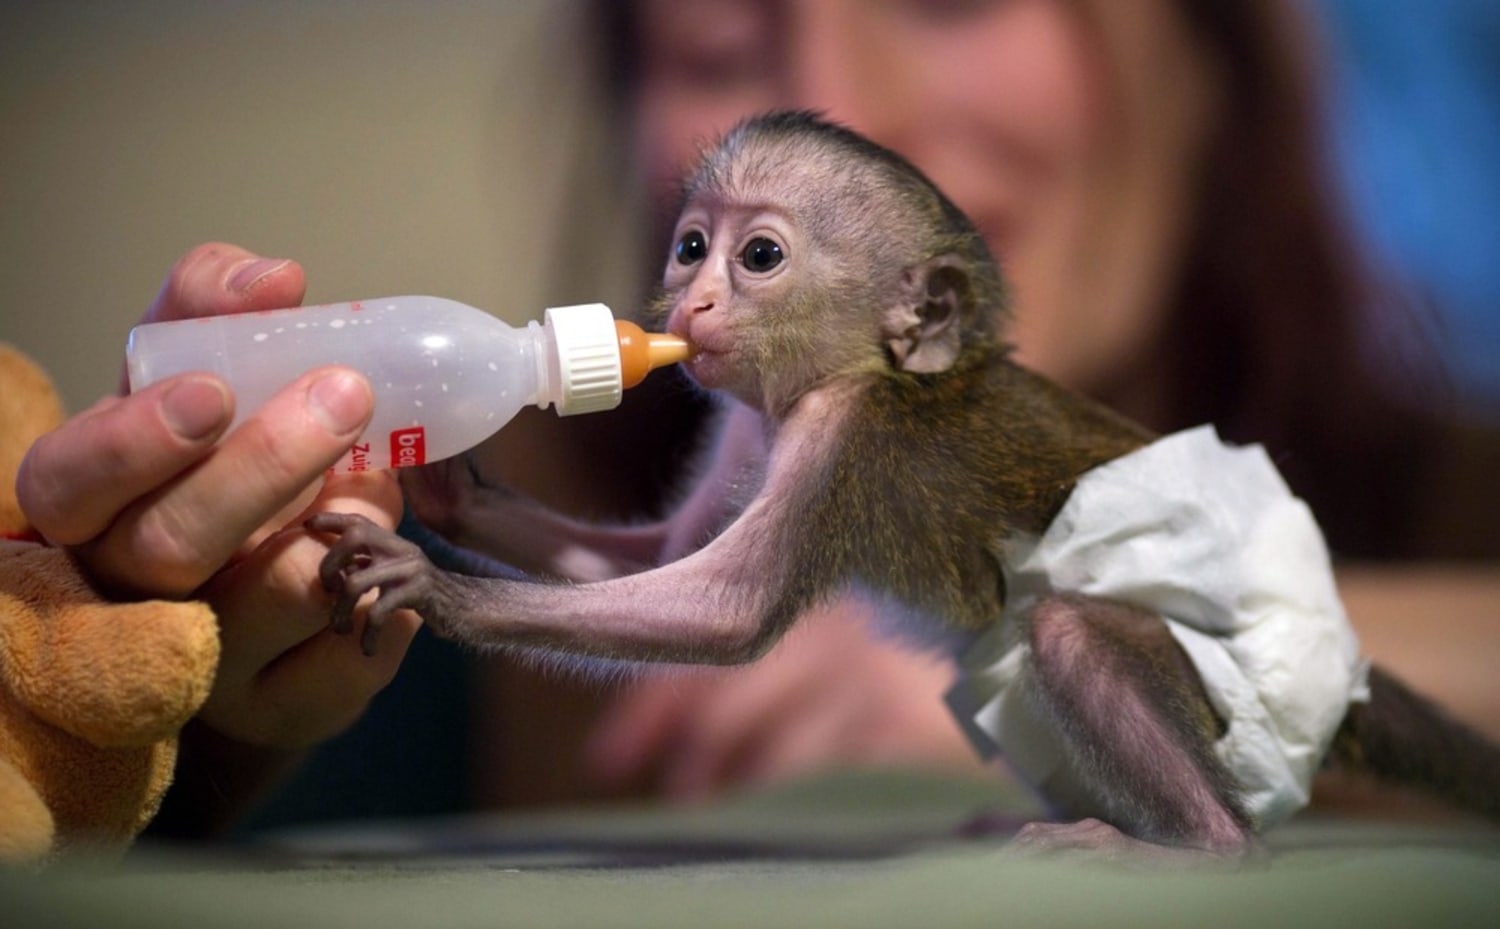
162;377;231;441
227;257;290;294
307;370;371;436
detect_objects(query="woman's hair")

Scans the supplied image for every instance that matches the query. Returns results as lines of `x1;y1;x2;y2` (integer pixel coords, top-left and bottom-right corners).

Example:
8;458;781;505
592;0;1484;559
1135;0;1449;557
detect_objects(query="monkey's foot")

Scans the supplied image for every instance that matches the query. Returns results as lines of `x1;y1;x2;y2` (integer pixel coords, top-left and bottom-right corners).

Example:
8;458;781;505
1007;818;1249;868
307;512;443;656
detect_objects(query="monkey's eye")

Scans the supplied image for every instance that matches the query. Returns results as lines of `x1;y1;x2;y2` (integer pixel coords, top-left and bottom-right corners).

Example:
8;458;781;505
675;229;708;265
739;237;784;273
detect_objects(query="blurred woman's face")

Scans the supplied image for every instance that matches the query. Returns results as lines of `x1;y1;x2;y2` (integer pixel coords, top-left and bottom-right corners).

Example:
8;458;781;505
631;0;1209;399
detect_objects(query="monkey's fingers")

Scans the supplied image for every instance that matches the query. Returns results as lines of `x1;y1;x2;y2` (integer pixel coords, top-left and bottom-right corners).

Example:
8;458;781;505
308;511;411;587
329;585;359;637
308;512;366;633
320;561;392;652
307;511;412;641
325;562;434;656
360;575;434;657
305;510;369;544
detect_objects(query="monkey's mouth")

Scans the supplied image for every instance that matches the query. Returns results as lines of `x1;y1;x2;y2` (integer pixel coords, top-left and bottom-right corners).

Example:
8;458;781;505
667;317;732;375
684;340;725;359
682;346;734;387
673;328;731;361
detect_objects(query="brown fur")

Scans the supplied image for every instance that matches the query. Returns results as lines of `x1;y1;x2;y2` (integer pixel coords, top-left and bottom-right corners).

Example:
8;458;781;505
1330;667;1500;819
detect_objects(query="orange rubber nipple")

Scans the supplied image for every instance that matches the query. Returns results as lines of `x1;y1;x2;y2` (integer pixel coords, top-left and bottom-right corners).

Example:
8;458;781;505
616;321;692;388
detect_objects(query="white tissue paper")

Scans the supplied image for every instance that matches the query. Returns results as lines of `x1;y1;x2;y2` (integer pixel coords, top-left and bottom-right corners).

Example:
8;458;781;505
945;425;1370;827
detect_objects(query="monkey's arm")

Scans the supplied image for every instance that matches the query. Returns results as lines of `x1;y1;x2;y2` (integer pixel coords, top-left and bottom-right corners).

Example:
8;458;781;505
311;398;827;660
400;403;766;582
310;487;802;663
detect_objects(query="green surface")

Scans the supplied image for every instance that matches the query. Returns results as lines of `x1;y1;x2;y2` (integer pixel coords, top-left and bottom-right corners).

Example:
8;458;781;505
6;770;1498;929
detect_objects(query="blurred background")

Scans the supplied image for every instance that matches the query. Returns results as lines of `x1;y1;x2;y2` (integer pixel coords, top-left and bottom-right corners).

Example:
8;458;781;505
1317;0;1500;407
0;1;643;413
1;0;1497;829
1;0;1496;416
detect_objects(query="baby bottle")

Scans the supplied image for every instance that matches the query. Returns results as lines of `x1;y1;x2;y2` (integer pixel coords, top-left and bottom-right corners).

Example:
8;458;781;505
125;297;690;472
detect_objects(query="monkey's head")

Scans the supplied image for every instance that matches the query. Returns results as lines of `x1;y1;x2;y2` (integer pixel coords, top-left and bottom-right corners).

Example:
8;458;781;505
650;110;1009;414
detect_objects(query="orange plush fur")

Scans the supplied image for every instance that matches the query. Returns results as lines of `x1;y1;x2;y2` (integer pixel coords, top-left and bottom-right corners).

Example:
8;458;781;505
0;344;219;863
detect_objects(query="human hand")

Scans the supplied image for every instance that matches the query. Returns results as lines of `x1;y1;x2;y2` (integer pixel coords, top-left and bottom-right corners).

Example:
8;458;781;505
585;599;991;802
17;243;419;749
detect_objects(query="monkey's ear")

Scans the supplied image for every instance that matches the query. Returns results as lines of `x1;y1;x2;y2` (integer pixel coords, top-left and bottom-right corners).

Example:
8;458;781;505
884;255;966;373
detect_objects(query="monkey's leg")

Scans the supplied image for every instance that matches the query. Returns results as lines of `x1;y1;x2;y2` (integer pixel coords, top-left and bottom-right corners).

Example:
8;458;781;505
1016;593;1255;855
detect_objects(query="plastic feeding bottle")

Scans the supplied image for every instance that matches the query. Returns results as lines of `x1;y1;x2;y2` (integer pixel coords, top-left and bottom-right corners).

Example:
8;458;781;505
125;297;691;472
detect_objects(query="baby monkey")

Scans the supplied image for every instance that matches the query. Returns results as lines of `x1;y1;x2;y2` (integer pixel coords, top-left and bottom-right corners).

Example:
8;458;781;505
311;111;1498;855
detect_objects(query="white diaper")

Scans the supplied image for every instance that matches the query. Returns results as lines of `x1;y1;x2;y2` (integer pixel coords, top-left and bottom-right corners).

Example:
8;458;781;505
945;425;1370;827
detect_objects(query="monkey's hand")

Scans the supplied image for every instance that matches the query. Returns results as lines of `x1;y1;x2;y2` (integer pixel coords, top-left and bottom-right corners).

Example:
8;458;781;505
308;512;476;656
400;454;498;543
401;455;669;582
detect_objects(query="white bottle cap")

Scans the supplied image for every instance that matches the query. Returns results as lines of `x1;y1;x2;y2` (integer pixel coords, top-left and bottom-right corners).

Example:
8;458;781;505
545;303;623;416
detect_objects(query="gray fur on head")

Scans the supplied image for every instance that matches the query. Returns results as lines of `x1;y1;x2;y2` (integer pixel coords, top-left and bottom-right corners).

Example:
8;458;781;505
686;110;1010;347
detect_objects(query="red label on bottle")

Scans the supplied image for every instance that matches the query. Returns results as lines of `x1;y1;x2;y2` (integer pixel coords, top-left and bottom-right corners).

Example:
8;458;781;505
390;426;426;468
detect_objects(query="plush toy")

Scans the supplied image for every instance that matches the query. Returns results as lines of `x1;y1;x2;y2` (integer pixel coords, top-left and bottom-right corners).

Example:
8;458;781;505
0;343;219;863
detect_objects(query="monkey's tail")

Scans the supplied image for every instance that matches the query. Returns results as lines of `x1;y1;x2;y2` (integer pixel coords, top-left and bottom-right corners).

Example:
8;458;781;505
1328;665;1500;819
